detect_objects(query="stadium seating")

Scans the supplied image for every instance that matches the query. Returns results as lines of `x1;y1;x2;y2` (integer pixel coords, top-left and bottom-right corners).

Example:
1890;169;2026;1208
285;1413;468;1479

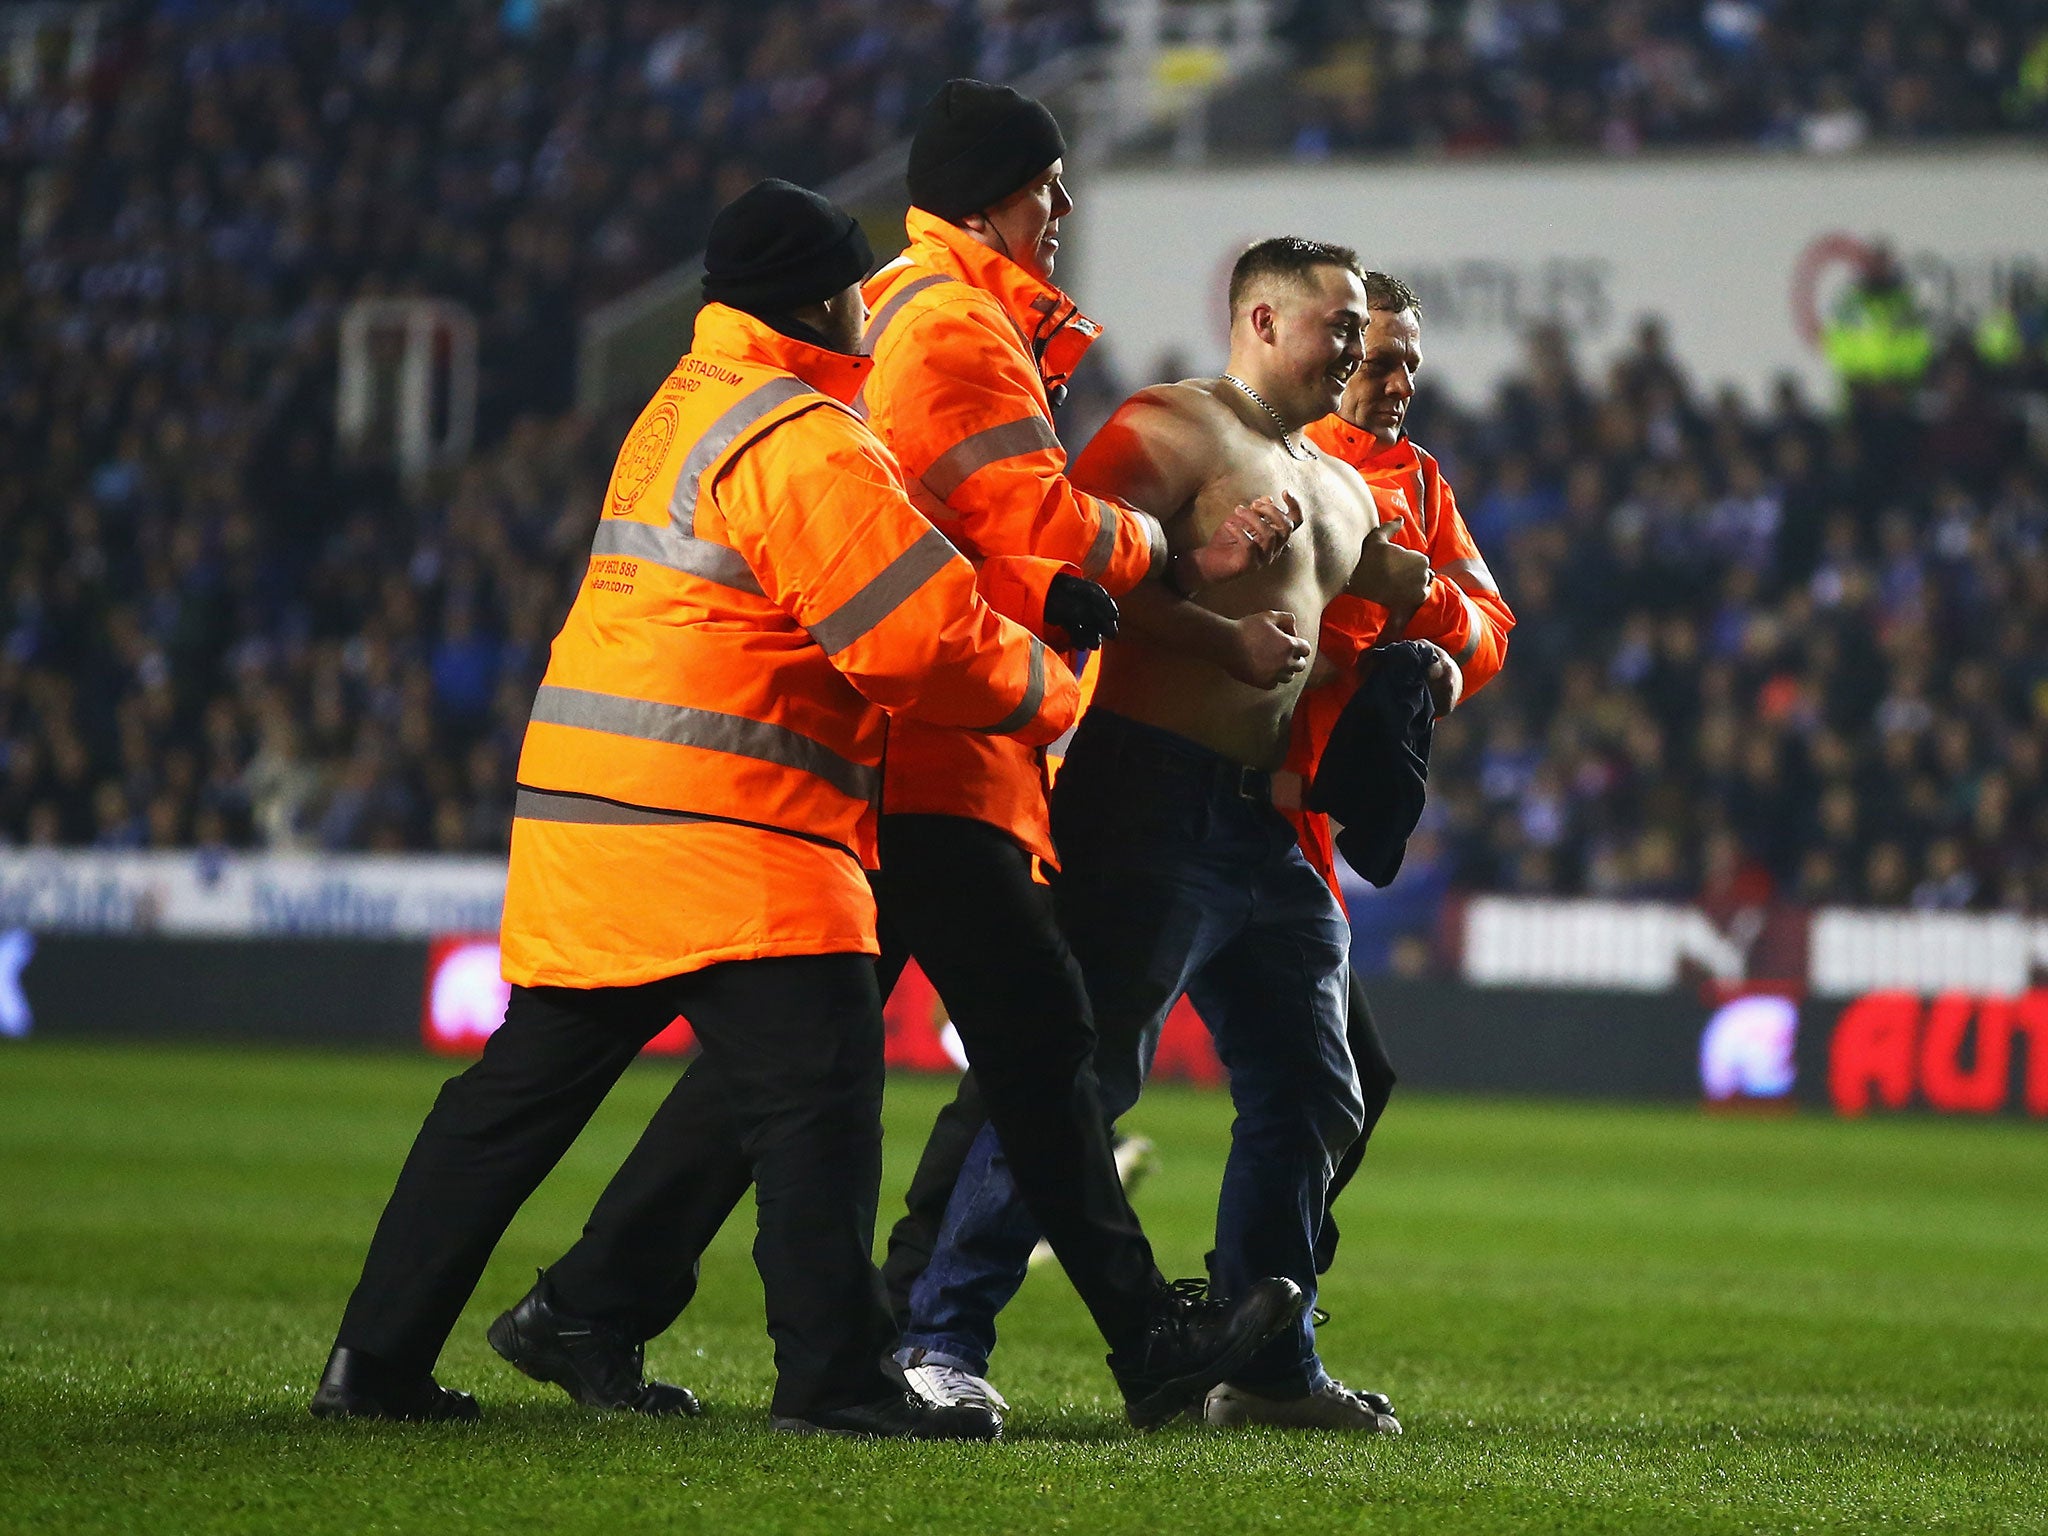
1383;315;2047;951
0;0;1094;853
1276;2;2048;158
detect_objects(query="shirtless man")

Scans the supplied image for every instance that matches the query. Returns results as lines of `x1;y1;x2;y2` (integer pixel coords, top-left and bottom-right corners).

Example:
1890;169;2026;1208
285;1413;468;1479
889;237;1429;1431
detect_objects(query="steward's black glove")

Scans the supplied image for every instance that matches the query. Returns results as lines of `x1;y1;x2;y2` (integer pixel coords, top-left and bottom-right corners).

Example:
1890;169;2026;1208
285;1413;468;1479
1043;573;1120;650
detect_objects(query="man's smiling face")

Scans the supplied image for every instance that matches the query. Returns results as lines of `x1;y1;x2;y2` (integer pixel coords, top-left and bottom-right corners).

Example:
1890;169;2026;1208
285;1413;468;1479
1262;263;1368;426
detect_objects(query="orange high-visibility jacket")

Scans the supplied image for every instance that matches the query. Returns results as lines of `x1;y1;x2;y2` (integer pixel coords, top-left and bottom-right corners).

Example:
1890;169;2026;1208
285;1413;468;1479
1282;422;1518;903
500;304;1077;988
858;208;1168;862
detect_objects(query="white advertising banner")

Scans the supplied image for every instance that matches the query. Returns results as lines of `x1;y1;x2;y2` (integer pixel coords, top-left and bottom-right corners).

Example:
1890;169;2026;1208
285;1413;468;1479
1462;895;1747;991
1074;148;2048;404
1807;909;2048;999
0;851;506;937
6;848;2044;997
1462;896;2048;997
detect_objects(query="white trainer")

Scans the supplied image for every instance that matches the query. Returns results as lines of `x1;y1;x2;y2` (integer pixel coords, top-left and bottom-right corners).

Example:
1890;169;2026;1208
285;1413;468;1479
1204;1380;1402;1433
1113;1134;1158;1191
901;1358;1010;1414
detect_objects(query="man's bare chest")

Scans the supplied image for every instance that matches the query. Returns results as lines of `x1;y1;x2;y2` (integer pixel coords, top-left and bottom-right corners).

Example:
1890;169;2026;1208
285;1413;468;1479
1185;450;1372;610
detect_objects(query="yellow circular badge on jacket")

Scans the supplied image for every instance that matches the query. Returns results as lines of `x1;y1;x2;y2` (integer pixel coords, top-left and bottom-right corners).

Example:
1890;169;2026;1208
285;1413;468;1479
609;400;679;516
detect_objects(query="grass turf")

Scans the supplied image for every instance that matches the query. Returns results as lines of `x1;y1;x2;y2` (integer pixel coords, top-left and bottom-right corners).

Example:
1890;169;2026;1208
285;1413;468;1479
1;1042;2042;1535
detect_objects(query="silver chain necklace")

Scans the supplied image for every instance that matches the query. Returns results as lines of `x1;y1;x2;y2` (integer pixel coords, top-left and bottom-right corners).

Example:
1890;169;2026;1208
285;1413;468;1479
1220;373;1311;460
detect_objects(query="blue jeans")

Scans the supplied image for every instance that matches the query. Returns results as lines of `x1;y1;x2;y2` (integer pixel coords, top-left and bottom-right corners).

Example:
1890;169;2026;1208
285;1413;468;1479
899;711;1362;1392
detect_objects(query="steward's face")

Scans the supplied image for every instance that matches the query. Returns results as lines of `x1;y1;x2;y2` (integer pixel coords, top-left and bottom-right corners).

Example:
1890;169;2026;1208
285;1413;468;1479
1339;307;1423;445
984;160;1073;281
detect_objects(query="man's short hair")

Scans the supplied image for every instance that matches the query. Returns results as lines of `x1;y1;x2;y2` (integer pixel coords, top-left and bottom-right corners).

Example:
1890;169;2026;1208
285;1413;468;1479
1363;270;1422;318
1228;236;1363;321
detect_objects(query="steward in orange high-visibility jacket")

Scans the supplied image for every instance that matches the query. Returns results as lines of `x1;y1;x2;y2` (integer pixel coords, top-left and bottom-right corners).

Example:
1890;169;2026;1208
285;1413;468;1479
861;202;1149;856
1287;434;1512;895
315;180;1080;1443
1293;349;1513;899
500;297;1074;987
1291;274;1515;1280
853;80;1307;1423
860;157;1297;860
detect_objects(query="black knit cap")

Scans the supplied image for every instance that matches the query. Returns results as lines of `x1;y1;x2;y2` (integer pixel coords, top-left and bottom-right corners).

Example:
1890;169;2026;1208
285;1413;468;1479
700;179;873;315
907;78;1066;220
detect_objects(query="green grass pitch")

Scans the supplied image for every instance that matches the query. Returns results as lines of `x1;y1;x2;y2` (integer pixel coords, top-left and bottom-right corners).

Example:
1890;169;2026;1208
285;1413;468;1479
1;1042;2043;1535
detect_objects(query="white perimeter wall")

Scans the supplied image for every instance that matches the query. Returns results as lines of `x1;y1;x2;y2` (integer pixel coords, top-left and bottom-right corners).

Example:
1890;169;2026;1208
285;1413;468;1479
4;852;2043;997
1073;148;2048;405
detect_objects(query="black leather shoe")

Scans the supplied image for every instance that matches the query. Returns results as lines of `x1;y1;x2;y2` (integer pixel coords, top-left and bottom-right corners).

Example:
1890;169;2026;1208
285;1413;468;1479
1108;1276;1305;1430
487;1279;701;1416
770;1391;1000;1440
309;1346;480;1422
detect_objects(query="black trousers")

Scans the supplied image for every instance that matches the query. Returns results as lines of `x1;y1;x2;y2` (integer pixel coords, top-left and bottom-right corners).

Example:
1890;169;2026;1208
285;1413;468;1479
332;955;897;1417
544;814;1162;1357
882;961;1398;1311
870;813;1161;1349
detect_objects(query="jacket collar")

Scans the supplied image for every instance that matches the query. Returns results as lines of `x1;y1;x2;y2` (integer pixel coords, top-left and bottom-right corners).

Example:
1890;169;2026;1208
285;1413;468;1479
898;207;1102;392
690;303;873;405
1310;414;1418;473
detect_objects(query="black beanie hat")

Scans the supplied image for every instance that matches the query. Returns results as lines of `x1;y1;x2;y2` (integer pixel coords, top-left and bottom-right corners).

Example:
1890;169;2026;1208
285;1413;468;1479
907;79;1066;220
700;179;873;315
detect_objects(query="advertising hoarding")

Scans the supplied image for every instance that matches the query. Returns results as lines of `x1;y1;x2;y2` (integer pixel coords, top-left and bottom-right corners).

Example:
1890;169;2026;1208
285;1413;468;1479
17;935;428;1044
1075;149;2048;404
1824;990;2048;1117
1457;897;2048;999
0;850;504;937
12;932;2045;1118
419;936;1226;1081
3;853;2040;1120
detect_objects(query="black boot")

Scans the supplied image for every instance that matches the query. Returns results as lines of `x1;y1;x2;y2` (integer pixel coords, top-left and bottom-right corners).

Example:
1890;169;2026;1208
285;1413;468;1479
1107;1276;1305;1430
770;1392;1000;1440
310;1347;480;1422
486;1278;701;1416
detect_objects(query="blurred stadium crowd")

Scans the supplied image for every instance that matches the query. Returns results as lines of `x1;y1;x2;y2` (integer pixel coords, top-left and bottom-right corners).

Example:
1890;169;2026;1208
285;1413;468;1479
1280;1;2048;157
0;0;1093;853
2;0;2044;938
1352;311;2048;966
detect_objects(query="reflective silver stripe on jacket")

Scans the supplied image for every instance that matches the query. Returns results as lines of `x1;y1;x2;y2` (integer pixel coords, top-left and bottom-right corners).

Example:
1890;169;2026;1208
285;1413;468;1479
1139;509;1170;578
865;273;956;352
585;375;822;595
1450;586;1484;665
528;684;879;802
1081;496;1119;578
1440;554;1502;596
670;375;819;517
853;272;958;416
921;415;1059;502
975;636;1047;737
513;787;711;826
1079;499;1165;582
806;527;957;655
588;517;761;594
